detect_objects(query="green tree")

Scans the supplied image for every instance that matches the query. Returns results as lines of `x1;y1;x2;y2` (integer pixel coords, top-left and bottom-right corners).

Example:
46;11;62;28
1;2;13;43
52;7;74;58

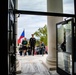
34;25;47;45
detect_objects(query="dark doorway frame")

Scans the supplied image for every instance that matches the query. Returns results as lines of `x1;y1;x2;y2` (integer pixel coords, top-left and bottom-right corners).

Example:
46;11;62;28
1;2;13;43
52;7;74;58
56;18;75;75
8;0;75;75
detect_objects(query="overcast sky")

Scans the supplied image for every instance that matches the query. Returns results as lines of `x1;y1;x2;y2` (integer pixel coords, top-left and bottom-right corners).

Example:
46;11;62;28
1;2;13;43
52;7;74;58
17;0;74;39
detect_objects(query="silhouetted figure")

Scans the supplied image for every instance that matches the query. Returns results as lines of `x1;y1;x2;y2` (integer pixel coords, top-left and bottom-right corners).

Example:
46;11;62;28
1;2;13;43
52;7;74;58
60;41;66;52
61;32;66;52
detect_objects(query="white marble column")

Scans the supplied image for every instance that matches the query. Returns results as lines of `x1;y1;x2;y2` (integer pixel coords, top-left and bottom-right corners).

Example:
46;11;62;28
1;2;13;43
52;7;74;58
46;0;63;69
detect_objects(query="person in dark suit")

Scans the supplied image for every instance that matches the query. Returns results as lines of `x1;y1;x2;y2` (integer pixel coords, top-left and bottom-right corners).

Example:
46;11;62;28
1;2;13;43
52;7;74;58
29;34;36;56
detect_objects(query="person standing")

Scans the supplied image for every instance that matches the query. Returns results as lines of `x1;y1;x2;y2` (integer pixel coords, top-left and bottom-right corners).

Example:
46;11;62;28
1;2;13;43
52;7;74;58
29;34;36;56
22;37;28;56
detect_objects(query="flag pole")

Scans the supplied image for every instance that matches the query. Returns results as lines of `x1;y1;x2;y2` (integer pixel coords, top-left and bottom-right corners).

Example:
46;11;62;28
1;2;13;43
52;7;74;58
23;28;25;37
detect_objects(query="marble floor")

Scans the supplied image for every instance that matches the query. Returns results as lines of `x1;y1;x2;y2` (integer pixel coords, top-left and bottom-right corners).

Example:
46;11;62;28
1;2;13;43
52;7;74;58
16;61;51;75
16;54;59;75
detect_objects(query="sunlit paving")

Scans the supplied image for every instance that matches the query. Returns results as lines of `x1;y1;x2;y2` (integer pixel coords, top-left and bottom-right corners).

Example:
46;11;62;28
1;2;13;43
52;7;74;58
16;52;59;75
16;54;48;74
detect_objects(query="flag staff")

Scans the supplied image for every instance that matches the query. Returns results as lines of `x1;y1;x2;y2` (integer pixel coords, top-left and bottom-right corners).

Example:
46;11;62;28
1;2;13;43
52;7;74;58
23;28;25;37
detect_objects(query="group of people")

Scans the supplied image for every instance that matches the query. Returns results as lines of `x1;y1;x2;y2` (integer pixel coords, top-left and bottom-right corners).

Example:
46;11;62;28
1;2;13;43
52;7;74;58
35;41;47;55
19;34;36;56
18;34;47;56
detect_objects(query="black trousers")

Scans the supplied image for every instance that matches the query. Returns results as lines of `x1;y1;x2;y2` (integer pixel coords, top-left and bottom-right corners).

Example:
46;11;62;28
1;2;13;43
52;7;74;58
40;48;45;55
19;51;22;56
30;46;35;55
28;50;31;55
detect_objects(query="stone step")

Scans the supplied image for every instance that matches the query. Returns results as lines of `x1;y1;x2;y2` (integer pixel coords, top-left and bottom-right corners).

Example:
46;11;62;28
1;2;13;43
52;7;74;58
46;61;56;66
42;61;56;71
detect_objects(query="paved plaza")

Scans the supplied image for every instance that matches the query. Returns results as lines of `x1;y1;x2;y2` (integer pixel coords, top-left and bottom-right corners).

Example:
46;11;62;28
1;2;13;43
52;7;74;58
16;53;59;75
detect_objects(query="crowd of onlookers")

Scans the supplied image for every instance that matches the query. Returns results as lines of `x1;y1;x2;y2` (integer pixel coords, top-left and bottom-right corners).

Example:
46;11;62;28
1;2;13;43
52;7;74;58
18;43;48;56
35;45;48;55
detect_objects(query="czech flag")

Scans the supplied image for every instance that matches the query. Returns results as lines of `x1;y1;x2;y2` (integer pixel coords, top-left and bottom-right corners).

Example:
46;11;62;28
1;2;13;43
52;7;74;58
18;30;25;44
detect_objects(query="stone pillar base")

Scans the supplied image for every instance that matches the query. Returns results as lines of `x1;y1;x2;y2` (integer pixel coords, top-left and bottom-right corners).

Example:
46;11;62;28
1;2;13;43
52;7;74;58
46;57;56;66
42;55;56;71
46;57;56;70
43;62;56;71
